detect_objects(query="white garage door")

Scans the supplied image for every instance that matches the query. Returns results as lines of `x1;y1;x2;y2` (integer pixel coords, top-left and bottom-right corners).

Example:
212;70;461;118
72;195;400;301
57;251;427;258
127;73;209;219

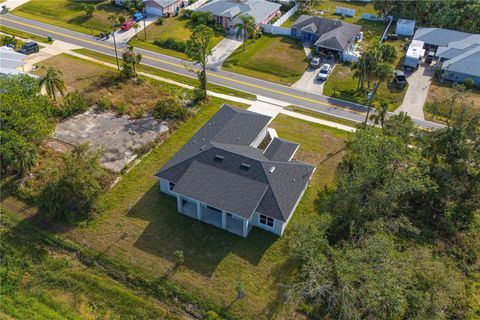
145;6;164;16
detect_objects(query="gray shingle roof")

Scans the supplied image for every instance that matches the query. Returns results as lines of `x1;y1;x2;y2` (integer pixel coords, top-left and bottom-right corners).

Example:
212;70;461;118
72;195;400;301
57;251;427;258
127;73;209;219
292;15;361;52
413;28;472;47
264;137;298;162
197;0;281;25
156;105;315;222
442;46;480;78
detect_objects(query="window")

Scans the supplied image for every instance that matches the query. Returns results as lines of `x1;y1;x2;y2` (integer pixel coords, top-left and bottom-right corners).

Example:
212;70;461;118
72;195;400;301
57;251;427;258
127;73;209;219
169;181;176;190
259;214;274;228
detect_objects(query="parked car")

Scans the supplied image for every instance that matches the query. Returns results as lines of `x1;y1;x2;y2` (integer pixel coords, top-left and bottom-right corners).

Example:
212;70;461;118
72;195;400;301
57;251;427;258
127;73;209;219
394;70;407;89
121;20;135;31
317;64;331;81
17;42;39;55
310;57;321;68
132;12;145;22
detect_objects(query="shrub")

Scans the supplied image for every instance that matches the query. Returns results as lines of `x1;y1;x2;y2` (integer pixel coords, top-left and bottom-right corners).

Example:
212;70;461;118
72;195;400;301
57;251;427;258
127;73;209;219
204;311;222;320
463;78;474;89
117;102;128;115
38;144;107;222
97;96;113;112
153;38;186;52
155;17;164;25
152;97;188;120
59;91;87;118
1;35;18;49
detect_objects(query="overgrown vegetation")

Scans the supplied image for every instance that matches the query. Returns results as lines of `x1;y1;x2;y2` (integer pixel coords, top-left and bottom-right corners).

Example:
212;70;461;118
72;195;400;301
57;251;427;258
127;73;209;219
286;94;480;318
373;0;480;33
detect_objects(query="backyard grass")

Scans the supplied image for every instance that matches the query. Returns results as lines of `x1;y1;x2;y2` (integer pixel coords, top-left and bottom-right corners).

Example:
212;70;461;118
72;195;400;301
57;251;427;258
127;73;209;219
71;48;256;100
130;15;225;60
0;208;182;320
425;78;480;123
5;110;348;319
13;0;129;35
0;25;50;43
223;35;309;86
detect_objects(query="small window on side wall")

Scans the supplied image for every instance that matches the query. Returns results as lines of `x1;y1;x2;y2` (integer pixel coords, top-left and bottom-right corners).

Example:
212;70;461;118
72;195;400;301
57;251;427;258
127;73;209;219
169;181;176;190
259;214;274;228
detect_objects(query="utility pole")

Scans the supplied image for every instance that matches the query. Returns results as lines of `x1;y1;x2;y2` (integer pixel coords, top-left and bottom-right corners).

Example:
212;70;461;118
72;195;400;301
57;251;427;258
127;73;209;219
364;82;379;125
143;8;147;40
111;22;120;71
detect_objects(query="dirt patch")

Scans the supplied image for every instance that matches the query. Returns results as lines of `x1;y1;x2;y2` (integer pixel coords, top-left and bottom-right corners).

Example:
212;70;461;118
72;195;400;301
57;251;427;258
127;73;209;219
53;108;169;172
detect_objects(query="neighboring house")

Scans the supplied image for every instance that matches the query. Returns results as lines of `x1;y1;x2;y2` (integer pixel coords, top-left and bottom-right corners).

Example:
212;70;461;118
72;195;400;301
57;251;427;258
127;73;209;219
196;0;281;33
413;28;480;85
291;15;361;60
0;46;34;77
156;105;315;238
395;19;415;37
143;0;186;16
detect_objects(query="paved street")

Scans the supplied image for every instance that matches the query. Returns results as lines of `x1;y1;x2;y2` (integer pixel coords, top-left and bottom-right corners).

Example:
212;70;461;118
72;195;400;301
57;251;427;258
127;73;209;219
0;14;444;130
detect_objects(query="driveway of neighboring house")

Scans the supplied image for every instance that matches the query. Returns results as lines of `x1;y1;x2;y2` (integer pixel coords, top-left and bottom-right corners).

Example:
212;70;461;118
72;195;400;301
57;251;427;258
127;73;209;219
207;35;242;70
395;65;434;120
2;0;31;10
110;14;160;46
292;57;336;95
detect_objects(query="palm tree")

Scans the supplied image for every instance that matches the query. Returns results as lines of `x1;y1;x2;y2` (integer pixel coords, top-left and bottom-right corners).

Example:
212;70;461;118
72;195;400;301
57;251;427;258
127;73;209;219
234;15;256;52
374;62;394;86
39;66;66;101
122;45;142;78
369;101;390;131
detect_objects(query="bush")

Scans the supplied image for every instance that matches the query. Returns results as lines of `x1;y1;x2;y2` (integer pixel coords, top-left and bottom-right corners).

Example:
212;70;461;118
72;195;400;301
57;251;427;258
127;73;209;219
155;17;164;25
153;38;186;53
152;97;188;120
97;96;113;112
58;91;87;118
463;78;474;89
38;144;107;222
204;311;222;320
117;102;128;115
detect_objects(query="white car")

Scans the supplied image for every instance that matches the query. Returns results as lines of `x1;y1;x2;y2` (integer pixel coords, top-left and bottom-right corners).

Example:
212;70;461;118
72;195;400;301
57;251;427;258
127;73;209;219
317;64;331;81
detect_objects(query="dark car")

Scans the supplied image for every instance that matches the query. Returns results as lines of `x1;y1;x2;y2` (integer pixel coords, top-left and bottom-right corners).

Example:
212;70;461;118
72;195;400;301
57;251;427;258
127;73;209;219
18;42;39;55
394;70;407;88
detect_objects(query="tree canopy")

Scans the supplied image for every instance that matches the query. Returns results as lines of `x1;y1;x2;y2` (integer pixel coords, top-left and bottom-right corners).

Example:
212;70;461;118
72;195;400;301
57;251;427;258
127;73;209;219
0;75;53;177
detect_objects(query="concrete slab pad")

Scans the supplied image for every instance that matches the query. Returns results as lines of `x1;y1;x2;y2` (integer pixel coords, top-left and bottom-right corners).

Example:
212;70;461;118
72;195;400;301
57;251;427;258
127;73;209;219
53;108;168;172
208;35;242;70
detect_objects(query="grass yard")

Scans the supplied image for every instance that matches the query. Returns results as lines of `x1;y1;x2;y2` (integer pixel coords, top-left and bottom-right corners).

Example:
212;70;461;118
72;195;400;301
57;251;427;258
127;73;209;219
0;25;51;43
0;209;184;320
223;35;309;86
425;78;480;123
10;110;348;319
13;0;129;35
130;15;225;60
71;48;256;100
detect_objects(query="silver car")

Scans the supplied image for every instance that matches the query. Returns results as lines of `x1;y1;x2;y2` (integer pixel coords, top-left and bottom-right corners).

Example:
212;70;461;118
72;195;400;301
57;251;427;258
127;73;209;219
317;64;331;81
310;57;321;68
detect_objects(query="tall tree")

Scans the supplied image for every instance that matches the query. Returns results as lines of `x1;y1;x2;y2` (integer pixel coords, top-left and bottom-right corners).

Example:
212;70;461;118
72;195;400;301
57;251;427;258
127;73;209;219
0;75;52;178
39;66;66;101
185;25;214;101
234;15;256;52
121;45;142;78
369;101;389;131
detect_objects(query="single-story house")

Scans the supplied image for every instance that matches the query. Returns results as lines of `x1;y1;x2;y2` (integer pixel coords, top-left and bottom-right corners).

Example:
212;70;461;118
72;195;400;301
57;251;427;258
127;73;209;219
413;28;480;85
143;0;186;16
0;46;36;77
291;15;361;60
156;105;315;238
395;19;415;37
197;0;281;33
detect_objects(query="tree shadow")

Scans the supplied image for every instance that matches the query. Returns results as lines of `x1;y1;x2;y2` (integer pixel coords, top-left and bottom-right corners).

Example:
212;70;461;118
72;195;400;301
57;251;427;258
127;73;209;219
127;184;277;277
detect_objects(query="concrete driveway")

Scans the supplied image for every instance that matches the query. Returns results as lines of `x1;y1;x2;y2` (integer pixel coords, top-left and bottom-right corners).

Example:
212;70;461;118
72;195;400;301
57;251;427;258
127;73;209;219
2;0;31;10
292;61;336;95
109;15;160;47
207;35;242;70
395;65;434;120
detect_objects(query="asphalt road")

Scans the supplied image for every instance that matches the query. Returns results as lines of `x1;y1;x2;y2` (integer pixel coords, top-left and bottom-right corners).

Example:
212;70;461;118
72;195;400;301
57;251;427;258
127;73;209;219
0;14;444;130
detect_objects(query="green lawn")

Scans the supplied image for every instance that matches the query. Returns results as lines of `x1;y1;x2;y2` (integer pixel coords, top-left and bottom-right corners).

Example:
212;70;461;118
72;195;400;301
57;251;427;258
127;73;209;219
25;111;347;319
0;25;50;43
130;15;225;60
0;208;182;320
13;0;129;35
223;35;309;86
72;48;256;101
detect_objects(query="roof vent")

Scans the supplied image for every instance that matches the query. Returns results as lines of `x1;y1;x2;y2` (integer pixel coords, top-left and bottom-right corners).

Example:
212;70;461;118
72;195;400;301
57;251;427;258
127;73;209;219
236;137;240;141
200;144;207;150
292;178;296;182
240;163;250;171
269;166;276;174
214;155;224;162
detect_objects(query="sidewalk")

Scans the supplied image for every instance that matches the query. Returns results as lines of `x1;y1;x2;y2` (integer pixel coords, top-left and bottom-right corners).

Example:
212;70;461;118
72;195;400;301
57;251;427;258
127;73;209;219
2;0;30;10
